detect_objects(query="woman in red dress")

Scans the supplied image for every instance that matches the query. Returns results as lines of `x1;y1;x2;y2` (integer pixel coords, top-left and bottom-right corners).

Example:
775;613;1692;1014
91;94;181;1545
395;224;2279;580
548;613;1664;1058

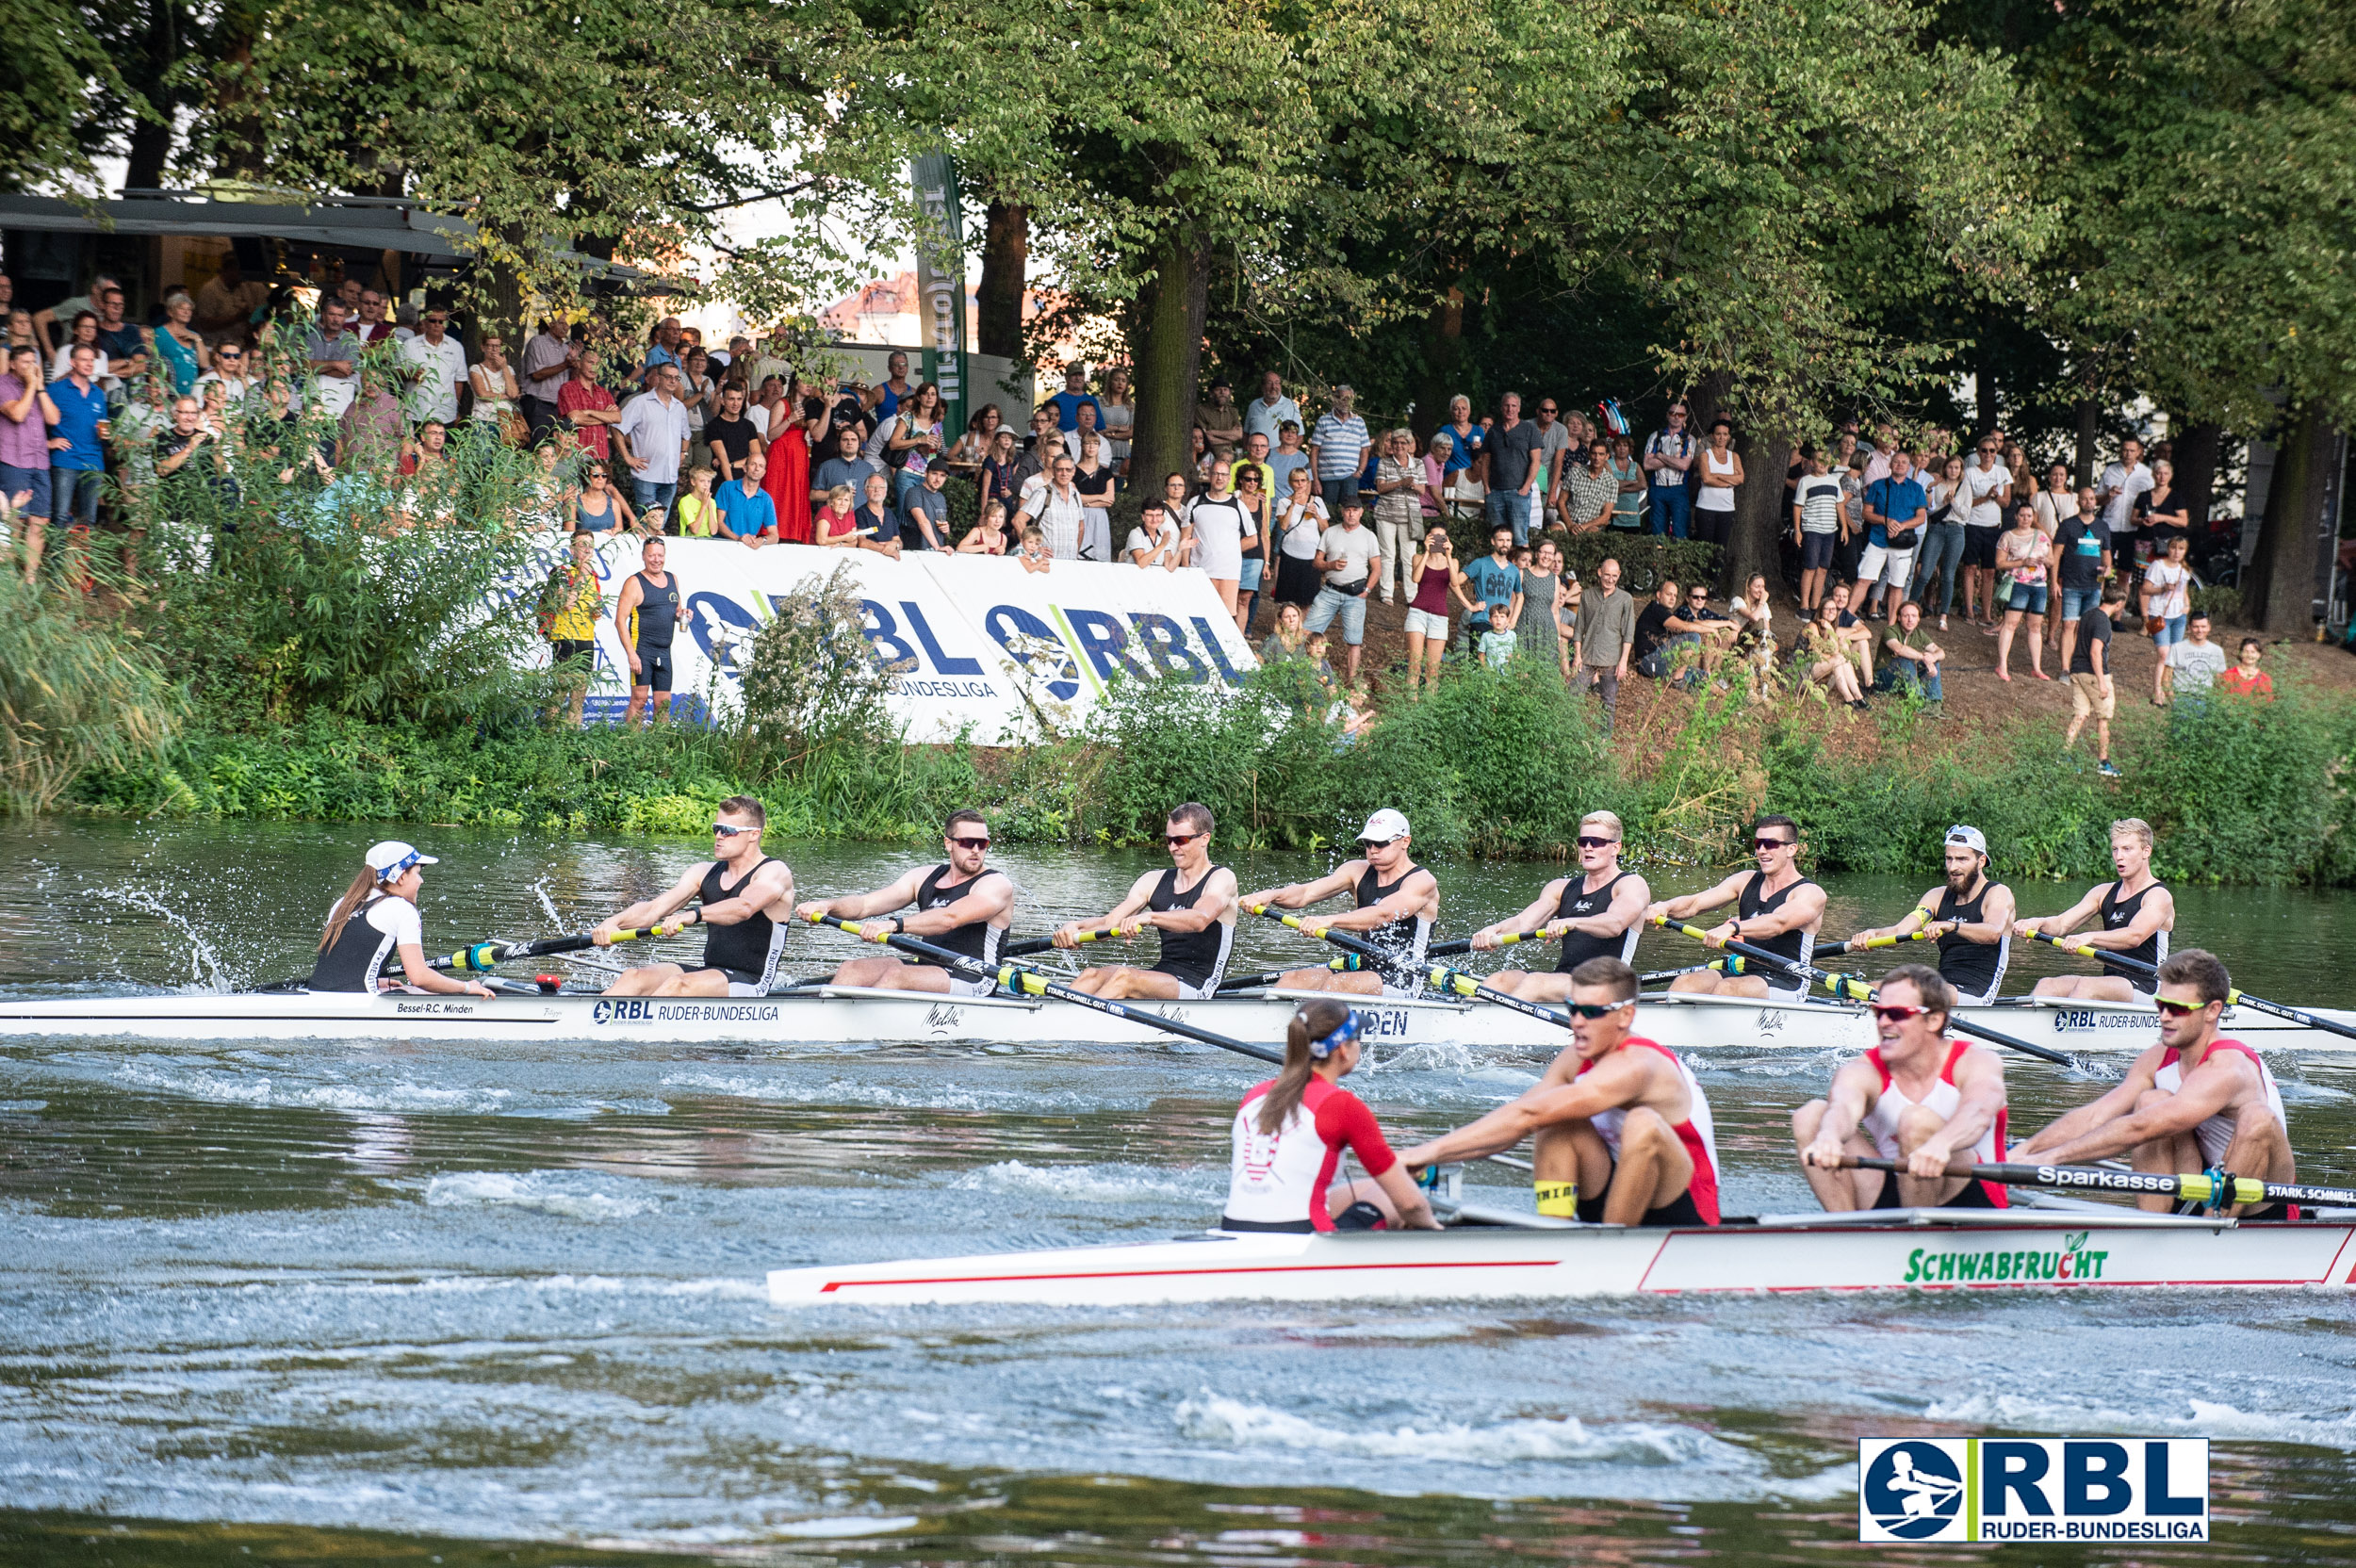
761;376;822;543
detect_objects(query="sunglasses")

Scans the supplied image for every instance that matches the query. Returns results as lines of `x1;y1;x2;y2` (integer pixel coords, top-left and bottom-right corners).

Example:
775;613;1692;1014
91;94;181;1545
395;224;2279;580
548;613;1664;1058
2154;997;2213;1018
1575;835;1619;850
1871;1004;1928;1024
712;824;754;838
949;836;991;851
1562;1001;1634;1019
1754;837;1795;851
1164;831;1203;847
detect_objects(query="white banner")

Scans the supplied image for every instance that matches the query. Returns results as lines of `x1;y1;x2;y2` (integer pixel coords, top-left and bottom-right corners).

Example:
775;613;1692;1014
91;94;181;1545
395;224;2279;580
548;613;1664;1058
518;537;1259;742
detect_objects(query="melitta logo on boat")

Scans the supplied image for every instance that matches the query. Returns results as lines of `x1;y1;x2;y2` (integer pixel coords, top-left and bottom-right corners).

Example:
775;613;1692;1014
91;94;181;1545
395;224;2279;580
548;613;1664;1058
1902;1229;2113;1284
1858;1439;2207;1543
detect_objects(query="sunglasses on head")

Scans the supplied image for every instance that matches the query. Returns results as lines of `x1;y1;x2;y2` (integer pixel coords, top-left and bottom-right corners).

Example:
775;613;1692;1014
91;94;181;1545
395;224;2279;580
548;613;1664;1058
1871;1004;1928;1024
1576;835;1618;850
2154;997;2213;1018
949;835;991;851
1563;1000;1633;1019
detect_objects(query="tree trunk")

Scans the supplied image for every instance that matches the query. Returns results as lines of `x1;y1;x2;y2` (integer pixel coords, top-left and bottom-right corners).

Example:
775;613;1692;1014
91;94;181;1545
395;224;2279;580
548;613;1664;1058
1126;227;1209;496
1724;433;1793;596
1415;284;1464;445
123;0;183;191
2241;406;2334;635
2073;397;2100;489
2171;420;2222;533
976;200;1027;361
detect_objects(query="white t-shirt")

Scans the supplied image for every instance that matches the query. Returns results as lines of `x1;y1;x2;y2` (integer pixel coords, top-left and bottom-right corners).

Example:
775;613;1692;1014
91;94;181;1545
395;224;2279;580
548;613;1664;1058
2033;488;2078;536
1276;495;1329;558
1796;473;1844;533
1964;461;2012;528
1186;493;1252;580
1316;522;1381;589
1126;518;1181;565
2173;639;2229;692
400;334;469;424
2144;559;2191;621
2100;461;2153;531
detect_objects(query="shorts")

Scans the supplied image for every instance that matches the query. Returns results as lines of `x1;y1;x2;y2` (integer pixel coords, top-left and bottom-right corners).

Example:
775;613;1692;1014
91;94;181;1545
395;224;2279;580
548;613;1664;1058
2060;586;2100;622
2153;613;2187;651
1872;1171;2000;1209
2008;582;2049;615
1403;606;1448;640
0;462;51;518
2070;671;2116;720
1962;526;2000;569
1857;543;1917;589
1799;530;1838;570
1238;556;1266;592
1575;1168;1713;1228
1150;964;1221;1002
712;966;771;998
633;644;674;693
550;637;596;668
947;970;998;999
1304;585;1367;645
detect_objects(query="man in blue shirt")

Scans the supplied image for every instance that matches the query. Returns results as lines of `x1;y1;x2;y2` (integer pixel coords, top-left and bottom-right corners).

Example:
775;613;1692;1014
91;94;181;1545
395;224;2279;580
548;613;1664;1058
1458;523;1523;652
1859;450;1929;620
715;449;779;547
1309;384;1372;512
47;343;111;559
1044;363;1104;432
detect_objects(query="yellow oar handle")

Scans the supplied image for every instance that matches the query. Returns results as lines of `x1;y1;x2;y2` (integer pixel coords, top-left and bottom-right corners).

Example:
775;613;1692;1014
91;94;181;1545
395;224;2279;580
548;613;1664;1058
2025;930;2104;960
611;918;694;942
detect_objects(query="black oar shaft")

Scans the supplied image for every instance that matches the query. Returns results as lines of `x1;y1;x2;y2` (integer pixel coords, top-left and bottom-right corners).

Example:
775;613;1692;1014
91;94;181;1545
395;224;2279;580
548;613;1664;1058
1244;905;1576;1035
2023;931;2356;1045
1842;1153;2356;1211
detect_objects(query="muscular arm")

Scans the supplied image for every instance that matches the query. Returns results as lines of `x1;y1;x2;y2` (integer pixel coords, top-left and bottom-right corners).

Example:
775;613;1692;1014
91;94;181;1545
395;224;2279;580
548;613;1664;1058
1319;866;1436;936
1398;1053;1650;1168
898;872;1013;939
1145;867;1235;935
1645;873;1750;927
1906;1047;2006;1175
2015;886;2105;939
1060;869;1159;945
593;864;709;941
1474;880;1568;949
796;868;929;924
2034;1054;2246;1167
700;859;794;926
1945;883;2015;945
1723;881;1824;943
1849;892;1937;947
1240;862;1365;914
1799;1058;1881;1168
2014;1051;2163;1157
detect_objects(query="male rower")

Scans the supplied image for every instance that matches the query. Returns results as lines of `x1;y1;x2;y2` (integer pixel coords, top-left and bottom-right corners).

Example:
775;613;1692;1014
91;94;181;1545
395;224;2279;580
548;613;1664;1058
1466;809;1649;1001
1793;964;2010;1210
1642;814;1824;1000
591;795;795;996
1397;956;1720;1225
794;808;1014;995
2011;815;2173;999
1051;801;1237;999
2013;949;2295;1217
1842;825;2016;1004
1241;808;1438;997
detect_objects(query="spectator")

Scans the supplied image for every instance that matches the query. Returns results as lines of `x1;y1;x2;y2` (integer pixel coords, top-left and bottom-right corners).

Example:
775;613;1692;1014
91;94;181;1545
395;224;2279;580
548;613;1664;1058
875;350;913;418
28;272;114;355
614;536;681;725
1995;502;2051;681
812;423;885;530
716;450;779;547
571;462;637;535
1127;498;1186;568
1692;416;1742;548
147;287;208;394
1483;391;1541;545
1016;453;1089;563
1229;430;1275;501
903;462;953;552
1607;433;1645;531
1915;452;1968;629
92;286;142;370
398;417;452;481
1015;405;1060;487
1267;418;1309;500
1;344;57;580
614;363;690;524
1242;371;1301;447
2066;580;2128;776
2052;483;2112;675
815;482;860;547
338;359;408;473
637;317;685;392
704;384;761;483
49;311;109;386
393;302;421;343
1828;579;1876;687
469;330;522;443
1185;458;1253;629
2141;531;2194;706
1957;433;2013;628
558;348;622;461
1874;600;1944;702
1402;522;1461;695
1729;572;1775;688
958;500;1011;555
1195;378;1243;461
1479;599;1518;669
1859;450;1927;620
945;402;1003;473
1575;557;1636;727
1520;536;1572;681
1634;580;1736;684
2135;458;2190;560
351;288;395;347
1533;397;1573;528
194;341;257;410
1259;600;1309;662
1061;399;1106;466
765;380;822;543
396;308;468;428
675;465;720;537
678;346;716;466
1096;367;1134;475
1834;448;1872;583
853;469;902;558
2032;461;2077;535
1459;523;1523;654
1564;439;1619;537
1186;425;1213;486
2217;638;2274;700
1017;522;1053;574
2172;612;2229;697
1794;597;1869;709
304;299;364;424
1370;428;1422;603
1303;499;1380;684
520;316;575;442
1792;444;1846;612
748;331;793;396
540;530;603;727
1270;466;1329;613
2098;437;2153;541
1642;402;1697;538
889;382;946;503
1309;384;1372;514
976;428;1023;520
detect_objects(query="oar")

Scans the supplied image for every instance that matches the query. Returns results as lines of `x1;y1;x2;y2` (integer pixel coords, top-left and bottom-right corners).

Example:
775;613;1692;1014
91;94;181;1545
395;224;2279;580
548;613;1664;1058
1427;929;1559;960
1824;925;1941;956
1644;958;1742;985
1000;923;1140;960
1839;1152;2356;1213
434;916;698;974
2019;930;2356;1045
1651;917;2105;1075
803;912;1280;1065
1218;956;1347;993
1243;904;1579;1035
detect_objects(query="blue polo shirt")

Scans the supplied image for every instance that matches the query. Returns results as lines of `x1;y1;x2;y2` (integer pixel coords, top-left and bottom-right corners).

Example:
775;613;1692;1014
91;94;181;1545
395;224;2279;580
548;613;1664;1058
1440;423;1483;475
48;378;108;470
1047;390;1104;432
1864;476;1927;548
715;481;777;539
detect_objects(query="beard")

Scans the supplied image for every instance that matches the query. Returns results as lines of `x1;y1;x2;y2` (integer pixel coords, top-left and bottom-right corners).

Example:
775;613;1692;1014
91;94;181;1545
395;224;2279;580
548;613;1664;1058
1946;864;1976;893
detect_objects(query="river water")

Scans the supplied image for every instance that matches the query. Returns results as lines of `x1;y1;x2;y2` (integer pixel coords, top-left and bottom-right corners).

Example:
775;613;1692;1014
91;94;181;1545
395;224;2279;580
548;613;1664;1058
1;819;2352;1565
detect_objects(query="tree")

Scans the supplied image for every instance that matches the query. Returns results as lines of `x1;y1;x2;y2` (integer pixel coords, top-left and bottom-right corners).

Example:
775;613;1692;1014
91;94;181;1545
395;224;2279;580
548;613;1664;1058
1;0;142;193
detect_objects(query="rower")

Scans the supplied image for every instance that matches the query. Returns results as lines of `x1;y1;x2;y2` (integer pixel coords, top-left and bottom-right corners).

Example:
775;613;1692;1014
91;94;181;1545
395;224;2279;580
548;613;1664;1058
1642;814;1824;1000
2011;816;2172;999
1397;956;1721;1226
1793;964;2010;1211
1241;808;1438;997
309;841;496;998
1221;999;1440;1233
2013;948;2295;1217
1052;802;1236;999
1467;809;1648;1002
1842;825;2015;1004
794;808;1013;995
592;795;795;995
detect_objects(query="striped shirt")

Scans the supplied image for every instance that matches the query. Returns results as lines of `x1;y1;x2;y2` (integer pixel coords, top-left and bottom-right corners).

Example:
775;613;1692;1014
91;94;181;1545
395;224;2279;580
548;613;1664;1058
1311;412;1369;481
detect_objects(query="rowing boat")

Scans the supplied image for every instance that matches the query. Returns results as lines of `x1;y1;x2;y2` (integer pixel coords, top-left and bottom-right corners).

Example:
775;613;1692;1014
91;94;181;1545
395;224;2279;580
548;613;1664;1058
2;984;2352;1052
766;1206;2356;1307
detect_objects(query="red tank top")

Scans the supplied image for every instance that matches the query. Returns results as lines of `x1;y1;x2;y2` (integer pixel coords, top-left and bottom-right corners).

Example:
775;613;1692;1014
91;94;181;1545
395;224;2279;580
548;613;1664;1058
1410;556;1452;613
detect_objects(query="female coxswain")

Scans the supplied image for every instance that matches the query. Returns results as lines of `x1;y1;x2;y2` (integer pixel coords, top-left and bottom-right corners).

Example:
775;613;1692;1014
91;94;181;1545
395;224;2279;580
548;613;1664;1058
308;841;495;996
1220;1000;1440;1233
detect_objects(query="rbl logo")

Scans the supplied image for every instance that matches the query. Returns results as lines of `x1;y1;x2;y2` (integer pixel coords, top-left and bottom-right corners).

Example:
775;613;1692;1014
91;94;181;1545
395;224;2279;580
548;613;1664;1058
590;998;654;1024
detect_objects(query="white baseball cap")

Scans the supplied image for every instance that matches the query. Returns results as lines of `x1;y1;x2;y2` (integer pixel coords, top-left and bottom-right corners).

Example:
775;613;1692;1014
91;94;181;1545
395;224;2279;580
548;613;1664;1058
1943;825;1988;856
1357;808;1411;844
366;840;439;879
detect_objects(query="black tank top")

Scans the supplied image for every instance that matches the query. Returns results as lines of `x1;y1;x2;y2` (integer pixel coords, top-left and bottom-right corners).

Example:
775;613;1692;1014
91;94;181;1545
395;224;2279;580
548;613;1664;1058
914;863;1006;967
631;571;680;647
699;857;787;985
1737;871;1818;973
2097;879;2168;991
1931;879;2007;999
1552;870;1642;972
1150;865;1235;988
308;894;406;991
1354;860;1432;989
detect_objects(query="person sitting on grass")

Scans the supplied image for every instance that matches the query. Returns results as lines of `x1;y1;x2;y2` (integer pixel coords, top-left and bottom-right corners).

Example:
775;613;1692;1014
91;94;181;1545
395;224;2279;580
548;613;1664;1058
1794;596;1869;710
2217;636;2273;700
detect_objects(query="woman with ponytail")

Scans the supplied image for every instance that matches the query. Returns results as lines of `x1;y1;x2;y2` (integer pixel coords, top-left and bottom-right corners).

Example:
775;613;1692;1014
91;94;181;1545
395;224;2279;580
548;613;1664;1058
1219;1000;1439;1233
308;841;496;998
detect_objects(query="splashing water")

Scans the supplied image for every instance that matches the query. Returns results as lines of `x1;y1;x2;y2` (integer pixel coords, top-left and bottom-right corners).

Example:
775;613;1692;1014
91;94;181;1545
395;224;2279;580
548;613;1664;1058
85;884;240;991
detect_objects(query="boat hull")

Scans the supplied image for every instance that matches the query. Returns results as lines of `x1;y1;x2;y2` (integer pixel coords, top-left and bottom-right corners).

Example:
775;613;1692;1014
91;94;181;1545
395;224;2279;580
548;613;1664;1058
766;1213;2356;1307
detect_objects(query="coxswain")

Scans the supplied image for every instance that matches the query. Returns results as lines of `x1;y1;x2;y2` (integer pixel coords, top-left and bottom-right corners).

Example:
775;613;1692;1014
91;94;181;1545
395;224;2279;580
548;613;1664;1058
1793;964;2010;1210
1052;802;1236;999
1220;1000;1440;1233
1841;825;2015;1004
794;808;1014;994
1241;809;1438;996
592;795;795;995
1642;814;1824;1000
615;536;680;726
1397;956;1721;1226
1466;810;1649;1002
2013;949;2295;1217
2010;815;2173;999
309;841;496;998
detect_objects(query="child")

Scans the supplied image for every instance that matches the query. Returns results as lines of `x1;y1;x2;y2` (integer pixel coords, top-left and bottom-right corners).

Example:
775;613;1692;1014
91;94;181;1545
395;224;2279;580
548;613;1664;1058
1018;522;1053;574
1479;598;1519;668
675;466;719;537
958;500;1009;554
